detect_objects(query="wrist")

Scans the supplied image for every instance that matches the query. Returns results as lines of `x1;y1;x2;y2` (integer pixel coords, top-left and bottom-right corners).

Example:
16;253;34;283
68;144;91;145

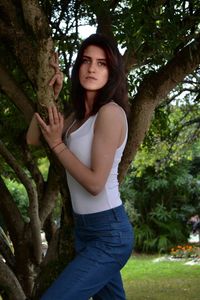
51;140;63;150
52;142;66;155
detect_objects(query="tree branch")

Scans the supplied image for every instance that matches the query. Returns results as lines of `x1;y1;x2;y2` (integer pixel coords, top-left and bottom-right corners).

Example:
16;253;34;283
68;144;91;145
0;140;42;264
22;144;45;197
0;13;38;86
39;163;60;227
21;0;55;110
119;34;200;181
0;258;26;300
87;0;115;40
181;117;200;128
0;63;34;123
21;0;50;39
0;227;15;271
153;35;200;102
0;176;24;244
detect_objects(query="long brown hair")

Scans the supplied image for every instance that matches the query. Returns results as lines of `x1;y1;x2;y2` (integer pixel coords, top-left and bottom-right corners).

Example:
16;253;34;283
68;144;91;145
71;33;129;119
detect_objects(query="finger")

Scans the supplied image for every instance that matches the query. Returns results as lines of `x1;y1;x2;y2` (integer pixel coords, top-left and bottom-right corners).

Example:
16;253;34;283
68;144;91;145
50;51;58;63
35;113;48;130
54;90;59;99
59;112;64;127
50;53;60;71
50;60;59;69
52;105;59;124
49;75;57;86
54;85;63;99
49;73;63;86
48;106;54;125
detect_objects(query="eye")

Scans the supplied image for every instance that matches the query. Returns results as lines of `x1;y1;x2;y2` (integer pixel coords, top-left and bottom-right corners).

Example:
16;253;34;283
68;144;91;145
97;61;107;67
82;58;90;64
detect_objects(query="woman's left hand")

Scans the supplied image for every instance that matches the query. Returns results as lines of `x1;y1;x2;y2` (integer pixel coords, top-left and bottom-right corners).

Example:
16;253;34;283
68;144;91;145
49;52;64;99
35;105;64;149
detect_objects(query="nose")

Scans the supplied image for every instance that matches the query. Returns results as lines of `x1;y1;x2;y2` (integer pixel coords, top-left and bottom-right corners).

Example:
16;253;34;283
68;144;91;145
88;61;96;73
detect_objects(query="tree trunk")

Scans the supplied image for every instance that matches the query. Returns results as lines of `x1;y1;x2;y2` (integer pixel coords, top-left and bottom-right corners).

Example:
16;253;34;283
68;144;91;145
0;1;200;299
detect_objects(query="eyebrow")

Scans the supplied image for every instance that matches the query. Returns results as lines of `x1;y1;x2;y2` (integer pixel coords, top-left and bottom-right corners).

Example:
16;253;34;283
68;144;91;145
82;55;106;61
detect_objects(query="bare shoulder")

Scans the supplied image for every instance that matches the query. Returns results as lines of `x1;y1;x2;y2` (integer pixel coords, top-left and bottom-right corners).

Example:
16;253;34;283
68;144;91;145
98;102;126;123
94;103;127;147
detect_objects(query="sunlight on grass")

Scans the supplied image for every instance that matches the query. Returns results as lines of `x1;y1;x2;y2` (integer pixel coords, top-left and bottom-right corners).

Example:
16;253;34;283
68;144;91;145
122;254;200;300
1;254;199;299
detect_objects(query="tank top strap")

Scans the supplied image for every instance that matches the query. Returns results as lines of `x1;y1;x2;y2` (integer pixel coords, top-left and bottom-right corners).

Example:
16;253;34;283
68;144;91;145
65;119;77;138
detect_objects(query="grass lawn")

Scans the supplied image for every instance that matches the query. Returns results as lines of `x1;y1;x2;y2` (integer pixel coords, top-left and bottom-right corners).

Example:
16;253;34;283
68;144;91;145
121;254;200;300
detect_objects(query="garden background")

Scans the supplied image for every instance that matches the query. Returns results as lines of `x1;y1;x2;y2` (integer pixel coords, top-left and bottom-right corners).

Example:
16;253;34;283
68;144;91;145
0;1;200;299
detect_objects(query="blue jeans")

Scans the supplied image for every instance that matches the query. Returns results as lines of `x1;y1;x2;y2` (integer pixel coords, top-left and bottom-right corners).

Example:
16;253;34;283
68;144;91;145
41;205;134;300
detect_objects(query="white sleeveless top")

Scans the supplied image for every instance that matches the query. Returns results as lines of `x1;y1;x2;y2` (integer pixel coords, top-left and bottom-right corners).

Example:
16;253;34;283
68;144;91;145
64;108;128;214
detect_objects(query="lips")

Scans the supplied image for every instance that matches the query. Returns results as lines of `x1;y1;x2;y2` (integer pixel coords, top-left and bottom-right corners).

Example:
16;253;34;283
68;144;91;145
86;76;97;80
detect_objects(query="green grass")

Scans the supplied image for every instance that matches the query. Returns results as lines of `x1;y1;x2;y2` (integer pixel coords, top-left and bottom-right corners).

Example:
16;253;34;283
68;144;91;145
122;254;200;300
1;254;199;300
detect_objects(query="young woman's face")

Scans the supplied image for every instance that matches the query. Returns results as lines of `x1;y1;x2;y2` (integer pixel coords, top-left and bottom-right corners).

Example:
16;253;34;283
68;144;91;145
79;45;109;93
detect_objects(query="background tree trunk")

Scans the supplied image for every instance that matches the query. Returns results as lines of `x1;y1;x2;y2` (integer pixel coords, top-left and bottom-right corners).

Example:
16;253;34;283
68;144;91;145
0;0;199;298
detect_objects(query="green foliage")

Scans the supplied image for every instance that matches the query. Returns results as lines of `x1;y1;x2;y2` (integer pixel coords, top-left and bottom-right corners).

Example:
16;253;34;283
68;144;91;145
0;0;199;298
114;0;199;62
38;157;50;181
142;72;200;165
121;155;200;253
1;158;50;224
122;92;200;254
5;179;29;222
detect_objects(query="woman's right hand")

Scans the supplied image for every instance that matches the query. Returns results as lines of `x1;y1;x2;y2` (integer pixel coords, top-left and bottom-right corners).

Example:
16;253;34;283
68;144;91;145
49;52;64;99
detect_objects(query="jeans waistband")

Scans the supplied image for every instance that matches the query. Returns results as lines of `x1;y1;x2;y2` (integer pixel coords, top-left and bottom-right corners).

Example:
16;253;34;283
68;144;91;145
73;205;127;226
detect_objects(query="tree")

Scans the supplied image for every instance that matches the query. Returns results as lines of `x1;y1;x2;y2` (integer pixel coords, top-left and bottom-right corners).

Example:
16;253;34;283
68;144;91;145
0;0;199;299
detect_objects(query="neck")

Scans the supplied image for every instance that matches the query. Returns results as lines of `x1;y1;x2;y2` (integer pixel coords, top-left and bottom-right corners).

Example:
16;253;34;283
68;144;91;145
84;91;96;118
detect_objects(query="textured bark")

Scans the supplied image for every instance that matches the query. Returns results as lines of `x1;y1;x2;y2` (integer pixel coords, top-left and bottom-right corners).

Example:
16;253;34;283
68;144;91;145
39;164;61;226
0;176;25;242
0;259;26;300
0;178;34;296
89;0;115;40
0;229;15;271
0;0;199;299
119;34;200;182
0;140;42;264
0;63;34;122
36;38;55;107
20;0;56;119
0;1;56;297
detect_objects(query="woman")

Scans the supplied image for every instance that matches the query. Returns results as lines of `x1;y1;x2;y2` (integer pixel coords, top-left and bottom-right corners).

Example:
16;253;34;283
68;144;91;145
27;33;134;300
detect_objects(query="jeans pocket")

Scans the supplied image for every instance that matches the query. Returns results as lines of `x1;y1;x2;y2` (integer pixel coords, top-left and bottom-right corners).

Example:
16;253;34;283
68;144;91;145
95;229;134;268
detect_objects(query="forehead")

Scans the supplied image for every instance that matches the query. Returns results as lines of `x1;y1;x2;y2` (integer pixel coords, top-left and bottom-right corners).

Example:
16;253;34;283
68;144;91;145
83;45;106;59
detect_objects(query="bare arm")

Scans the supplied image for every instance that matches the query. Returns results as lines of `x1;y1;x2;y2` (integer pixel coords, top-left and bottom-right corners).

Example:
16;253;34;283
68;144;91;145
26;113;41;145
35;103;126;195
26;111;74;146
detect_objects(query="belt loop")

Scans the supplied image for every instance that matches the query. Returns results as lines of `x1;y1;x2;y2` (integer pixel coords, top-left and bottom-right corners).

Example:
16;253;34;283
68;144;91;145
82;215;86;225
112;207;119;221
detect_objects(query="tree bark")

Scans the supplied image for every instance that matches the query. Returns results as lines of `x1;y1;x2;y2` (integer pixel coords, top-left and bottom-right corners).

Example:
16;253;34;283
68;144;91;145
0;259;26;300
0;1;199;299
119;34;200;181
